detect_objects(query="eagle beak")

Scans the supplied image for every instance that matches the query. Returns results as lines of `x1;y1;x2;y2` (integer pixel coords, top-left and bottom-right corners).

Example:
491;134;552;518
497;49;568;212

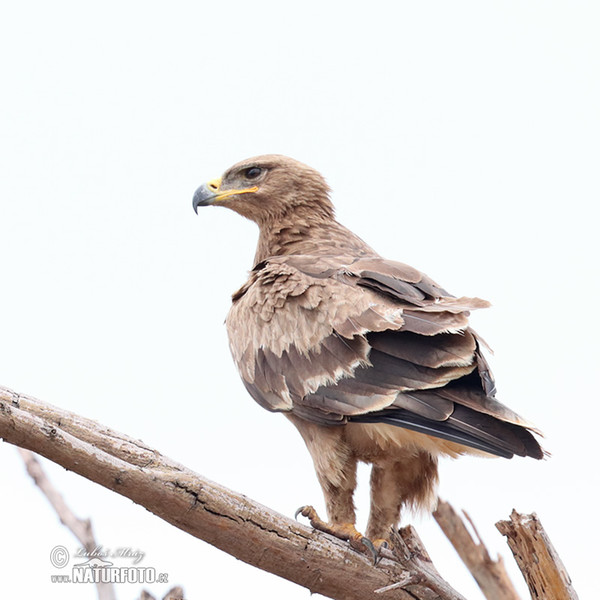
193;177;259;214
193;178;222;213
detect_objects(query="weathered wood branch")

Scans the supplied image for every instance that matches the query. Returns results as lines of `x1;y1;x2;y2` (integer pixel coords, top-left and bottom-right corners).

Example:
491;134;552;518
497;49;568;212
433;500;521;600
376;526;466;599
137;585;184;600
0;385;463;600
496;511;579;600
1;384;580;600
19;448;117;600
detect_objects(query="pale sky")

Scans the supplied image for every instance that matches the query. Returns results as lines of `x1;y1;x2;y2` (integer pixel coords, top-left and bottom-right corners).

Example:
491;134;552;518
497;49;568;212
1;2;598;599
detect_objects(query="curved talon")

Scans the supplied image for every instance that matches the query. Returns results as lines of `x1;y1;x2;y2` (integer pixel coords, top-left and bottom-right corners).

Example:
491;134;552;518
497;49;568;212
294;505;309;520
360;536;379;565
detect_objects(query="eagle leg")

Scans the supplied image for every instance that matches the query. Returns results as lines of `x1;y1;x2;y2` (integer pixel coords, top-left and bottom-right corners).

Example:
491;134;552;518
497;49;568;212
295;505;379;563
365;455;439;543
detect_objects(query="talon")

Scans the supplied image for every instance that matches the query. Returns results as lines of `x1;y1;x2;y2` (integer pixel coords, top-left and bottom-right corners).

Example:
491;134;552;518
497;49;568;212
294;506;307;520
294;505;318;522
372;538;389;551
360;536;379;565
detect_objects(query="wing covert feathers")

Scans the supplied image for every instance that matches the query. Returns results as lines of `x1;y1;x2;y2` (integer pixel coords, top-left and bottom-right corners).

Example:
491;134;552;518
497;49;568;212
227;254;544;460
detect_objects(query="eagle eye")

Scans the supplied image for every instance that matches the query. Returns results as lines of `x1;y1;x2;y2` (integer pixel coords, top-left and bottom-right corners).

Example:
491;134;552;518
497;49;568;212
244;167;262;180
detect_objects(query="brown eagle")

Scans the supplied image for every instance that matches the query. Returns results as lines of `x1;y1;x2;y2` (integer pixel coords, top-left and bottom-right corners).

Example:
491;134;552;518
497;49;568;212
192;154;543;555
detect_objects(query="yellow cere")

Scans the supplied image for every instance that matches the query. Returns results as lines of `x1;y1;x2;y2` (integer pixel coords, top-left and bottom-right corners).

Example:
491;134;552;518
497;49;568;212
207;177;222;192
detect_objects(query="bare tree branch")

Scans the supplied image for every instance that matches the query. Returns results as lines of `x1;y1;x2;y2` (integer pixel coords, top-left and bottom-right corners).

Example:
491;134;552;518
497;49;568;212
376;526;467;600
18;448;117;600
433;500;521;600
496;511;579;600
0;384;463;600
136;586;184;600
0;385;580;600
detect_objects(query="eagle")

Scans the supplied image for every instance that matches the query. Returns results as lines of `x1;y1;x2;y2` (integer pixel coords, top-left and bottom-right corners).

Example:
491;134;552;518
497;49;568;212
192;154;543;556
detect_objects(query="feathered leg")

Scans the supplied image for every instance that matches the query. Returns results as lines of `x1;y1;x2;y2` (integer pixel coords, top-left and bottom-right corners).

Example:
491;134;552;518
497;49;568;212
366;452;439;544
289;416;378;559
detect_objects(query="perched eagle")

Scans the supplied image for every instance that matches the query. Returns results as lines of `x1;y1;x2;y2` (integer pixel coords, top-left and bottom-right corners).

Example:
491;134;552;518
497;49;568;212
192;154;543;554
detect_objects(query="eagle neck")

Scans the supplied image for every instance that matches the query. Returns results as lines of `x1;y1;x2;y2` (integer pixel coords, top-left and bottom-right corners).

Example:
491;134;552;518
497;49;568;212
253;213;377;266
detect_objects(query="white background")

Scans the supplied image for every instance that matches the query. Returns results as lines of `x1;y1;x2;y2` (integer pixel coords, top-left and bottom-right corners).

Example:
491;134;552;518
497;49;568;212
1;2;598;598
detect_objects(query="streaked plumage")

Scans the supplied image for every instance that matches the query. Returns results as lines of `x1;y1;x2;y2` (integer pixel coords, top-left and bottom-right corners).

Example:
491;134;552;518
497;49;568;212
193;154;543;546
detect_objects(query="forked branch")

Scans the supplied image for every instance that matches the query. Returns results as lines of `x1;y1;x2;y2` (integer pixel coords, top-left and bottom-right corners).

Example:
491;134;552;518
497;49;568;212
433;500;520;600
0;385;579;600
0;385;464;599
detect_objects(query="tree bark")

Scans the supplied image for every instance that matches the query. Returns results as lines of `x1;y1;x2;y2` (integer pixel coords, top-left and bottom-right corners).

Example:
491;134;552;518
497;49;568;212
433;500;520;600
496;511;579;600
1;385;580;600
0;385;462;600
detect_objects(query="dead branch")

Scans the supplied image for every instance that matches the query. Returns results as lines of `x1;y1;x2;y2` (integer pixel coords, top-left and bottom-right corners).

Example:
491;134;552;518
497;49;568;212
1;384;579;600
137;586;184;600
18;448;117;600
433;500;521;600
496;511;579;600
376;526;467;599
0;384;463;600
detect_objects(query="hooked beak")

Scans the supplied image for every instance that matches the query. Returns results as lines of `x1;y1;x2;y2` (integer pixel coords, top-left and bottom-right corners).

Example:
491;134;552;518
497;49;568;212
192;178;222;213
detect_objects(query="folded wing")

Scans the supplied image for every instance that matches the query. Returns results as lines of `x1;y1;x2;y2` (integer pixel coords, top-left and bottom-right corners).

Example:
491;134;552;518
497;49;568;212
227;254;544;460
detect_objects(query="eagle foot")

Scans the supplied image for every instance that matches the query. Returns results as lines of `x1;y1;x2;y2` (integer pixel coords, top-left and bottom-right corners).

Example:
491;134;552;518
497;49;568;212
294;505;380;564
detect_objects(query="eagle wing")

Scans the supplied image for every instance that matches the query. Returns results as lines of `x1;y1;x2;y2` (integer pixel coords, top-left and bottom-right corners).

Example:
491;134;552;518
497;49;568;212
226;254;543;460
